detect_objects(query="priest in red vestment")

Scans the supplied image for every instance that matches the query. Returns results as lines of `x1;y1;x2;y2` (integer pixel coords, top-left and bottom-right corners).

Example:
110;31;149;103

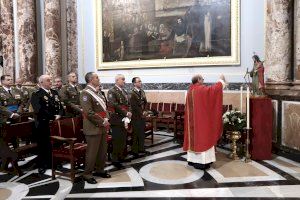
183;74;226;170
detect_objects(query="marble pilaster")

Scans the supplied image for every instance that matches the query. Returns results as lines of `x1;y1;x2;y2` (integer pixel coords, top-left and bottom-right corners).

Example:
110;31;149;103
66;0;78;74
17;0;38;84
265;0;293;90
44;0;62;78
0;0;15;78
293;0;300;90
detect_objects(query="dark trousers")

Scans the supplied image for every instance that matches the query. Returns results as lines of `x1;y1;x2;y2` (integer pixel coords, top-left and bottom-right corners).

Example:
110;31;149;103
111;125;127;163
83;131;107;179
131;119;146;154
35;121;52;169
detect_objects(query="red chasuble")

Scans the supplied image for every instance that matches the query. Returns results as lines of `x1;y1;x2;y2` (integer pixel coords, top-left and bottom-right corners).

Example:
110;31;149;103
257;63;265;89
183;82;223;152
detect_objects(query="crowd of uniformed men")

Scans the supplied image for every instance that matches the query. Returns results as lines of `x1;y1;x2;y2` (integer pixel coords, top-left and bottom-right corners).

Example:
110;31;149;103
0;72;148;184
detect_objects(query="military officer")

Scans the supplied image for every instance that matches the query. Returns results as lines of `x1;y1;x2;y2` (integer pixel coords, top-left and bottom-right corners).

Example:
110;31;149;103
31;75;64;174
52;77;63;93
15;78;31;112
0;106;20;173
0;75;25;114
59;72;82;117
107;74;132;169
80;72;111;184
130;77;149;158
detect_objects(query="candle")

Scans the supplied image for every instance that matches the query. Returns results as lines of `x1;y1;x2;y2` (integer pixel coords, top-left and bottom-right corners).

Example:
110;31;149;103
246;86;250;129
240;85;243;112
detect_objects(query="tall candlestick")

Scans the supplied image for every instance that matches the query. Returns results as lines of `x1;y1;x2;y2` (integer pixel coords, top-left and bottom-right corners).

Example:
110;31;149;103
246;86;250;128
240;85;243;112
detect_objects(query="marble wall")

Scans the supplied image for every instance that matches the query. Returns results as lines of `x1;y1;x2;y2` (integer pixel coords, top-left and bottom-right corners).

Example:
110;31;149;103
0;0;15;78
282;101;300;151
17;0;38;84
265;0;293;85
66;0;78;74
295;1;300;84
44;0;62;78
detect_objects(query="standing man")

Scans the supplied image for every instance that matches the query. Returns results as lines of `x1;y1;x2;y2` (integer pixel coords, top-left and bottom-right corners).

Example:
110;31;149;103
80;72;111;184
31;75;64;174
130;77;148;158
107;74;132;169
0;75;25;114
183;74;226;170
53;77;63;93
60;72;83;117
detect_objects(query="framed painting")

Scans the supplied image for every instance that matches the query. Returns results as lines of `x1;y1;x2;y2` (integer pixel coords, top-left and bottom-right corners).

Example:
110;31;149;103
96;0;240;70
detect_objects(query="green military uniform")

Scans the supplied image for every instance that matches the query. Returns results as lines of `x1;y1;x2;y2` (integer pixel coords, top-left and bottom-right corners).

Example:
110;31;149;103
0;106;18;170
0;86;25;113
130;88;147;154
59;83;83;117
14;86;31;112
107;85;131;164
80;85;108;179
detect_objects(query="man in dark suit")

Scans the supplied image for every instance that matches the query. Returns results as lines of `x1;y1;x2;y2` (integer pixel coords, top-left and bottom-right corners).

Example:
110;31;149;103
107;74;132;169
31;75;64;174
59;72;83;117
80;72;111;184
130;77;148;158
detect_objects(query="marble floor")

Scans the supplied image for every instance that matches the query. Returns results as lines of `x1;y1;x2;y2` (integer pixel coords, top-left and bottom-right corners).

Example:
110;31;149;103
0;131;300;199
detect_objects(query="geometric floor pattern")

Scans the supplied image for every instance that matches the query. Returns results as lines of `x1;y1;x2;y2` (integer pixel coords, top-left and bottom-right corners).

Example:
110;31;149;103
1;131;300;199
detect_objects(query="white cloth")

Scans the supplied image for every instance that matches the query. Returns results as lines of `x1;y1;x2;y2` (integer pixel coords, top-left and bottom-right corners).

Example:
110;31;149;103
187;146;216;164
85;88;107;111
122;117;131;129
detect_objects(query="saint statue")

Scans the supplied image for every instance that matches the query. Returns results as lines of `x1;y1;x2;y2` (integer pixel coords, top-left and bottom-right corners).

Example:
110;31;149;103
250;55;265;96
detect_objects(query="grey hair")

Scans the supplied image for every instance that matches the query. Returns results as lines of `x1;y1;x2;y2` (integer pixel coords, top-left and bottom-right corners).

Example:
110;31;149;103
85;72;95;83
115;74;125;82
38;75;51;84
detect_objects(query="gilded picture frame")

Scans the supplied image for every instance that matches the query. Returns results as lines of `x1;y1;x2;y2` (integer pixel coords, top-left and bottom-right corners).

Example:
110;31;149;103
96;0;240;70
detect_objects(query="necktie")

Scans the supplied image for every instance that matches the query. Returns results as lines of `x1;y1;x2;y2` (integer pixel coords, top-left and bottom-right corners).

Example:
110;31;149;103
139;90;142;96
8;90;12;96
74;86;78;92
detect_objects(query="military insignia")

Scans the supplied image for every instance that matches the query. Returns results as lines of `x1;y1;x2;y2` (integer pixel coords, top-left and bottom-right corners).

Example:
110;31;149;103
15;94;21;99
108;94;113;98
4;101;7;106
24;91;28;95
44;96;48;100
83;96;88;101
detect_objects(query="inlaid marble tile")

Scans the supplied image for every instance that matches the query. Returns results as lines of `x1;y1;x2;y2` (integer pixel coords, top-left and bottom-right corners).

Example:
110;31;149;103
282;101;300;150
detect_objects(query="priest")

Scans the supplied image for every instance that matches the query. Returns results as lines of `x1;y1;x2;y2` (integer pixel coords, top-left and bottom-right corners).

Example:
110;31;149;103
183;74;226;170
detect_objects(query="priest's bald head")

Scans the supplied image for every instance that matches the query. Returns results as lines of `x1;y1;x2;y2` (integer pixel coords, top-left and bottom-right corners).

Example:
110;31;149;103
191;74;204;84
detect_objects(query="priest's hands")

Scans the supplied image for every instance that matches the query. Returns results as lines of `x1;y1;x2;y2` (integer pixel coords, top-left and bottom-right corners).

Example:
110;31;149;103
219;74;226;82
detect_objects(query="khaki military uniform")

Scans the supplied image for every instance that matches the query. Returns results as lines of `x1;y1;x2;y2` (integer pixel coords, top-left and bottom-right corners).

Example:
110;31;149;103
107;85;131;164
80;85;109;179
59;83;83;117
130;88;147;154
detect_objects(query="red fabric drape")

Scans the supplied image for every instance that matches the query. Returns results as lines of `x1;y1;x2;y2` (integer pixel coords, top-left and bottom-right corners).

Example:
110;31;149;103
250;97;273;160
183;82;223;152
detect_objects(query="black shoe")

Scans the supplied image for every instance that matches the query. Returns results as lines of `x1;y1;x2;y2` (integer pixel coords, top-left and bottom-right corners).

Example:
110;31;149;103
83;177;97;184
93;171;111;178
193;163;206;170
139;150;150;155
38;168;46;174
131;153;139;159
188;162;195;166
112;162;125;170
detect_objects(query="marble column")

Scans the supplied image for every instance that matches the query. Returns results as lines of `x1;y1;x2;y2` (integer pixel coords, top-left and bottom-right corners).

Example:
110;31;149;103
0;0;15;78
44;0;62;78
293;0;300;90
17;0;38;84
265;0;293;90
66;0;78;74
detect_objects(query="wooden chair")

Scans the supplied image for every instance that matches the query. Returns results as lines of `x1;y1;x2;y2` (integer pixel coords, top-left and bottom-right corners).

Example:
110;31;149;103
2;120;36;175
156;103;176;132
50;117;86;182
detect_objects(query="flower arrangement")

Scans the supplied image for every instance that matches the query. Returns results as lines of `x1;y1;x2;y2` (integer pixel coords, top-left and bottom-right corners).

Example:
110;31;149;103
223;110;246;131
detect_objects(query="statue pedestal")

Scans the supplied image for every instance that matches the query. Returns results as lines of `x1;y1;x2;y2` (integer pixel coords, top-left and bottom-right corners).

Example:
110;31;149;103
249;97;273;160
